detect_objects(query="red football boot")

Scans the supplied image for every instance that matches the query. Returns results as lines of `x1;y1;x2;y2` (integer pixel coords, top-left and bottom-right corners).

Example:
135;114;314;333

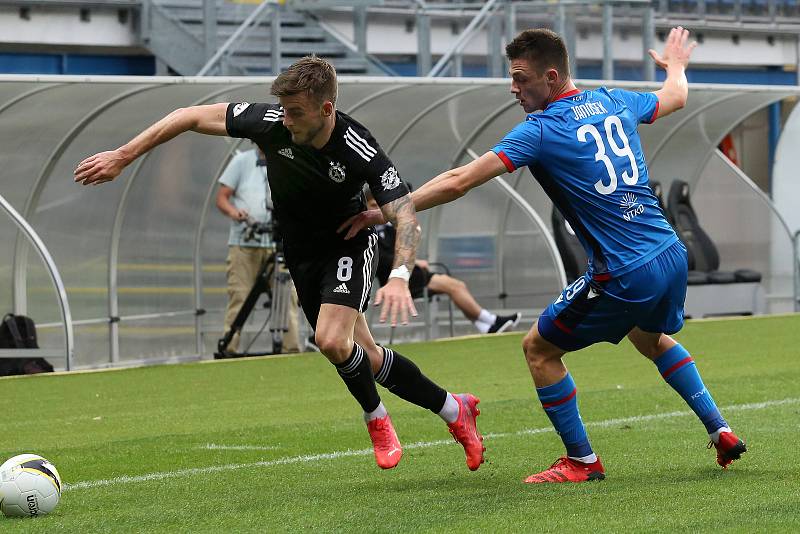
366;415;402;469
710;430;747;468
524;456;605;484
447;394;485;471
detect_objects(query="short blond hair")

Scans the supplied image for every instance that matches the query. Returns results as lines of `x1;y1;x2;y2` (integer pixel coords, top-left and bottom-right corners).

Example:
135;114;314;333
270;55;338;105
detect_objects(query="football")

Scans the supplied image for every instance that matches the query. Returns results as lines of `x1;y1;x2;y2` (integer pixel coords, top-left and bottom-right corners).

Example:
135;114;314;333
0;454;62;518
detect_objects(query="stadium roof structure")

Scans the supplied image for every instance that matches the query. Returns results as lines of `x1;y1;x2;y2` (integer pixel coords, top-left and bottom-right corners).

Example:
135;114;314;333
0;75;797;370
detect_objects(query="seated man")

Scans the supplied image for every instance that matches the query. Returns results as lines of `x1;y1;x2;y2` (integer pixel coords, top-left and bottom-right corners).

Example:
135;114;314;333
370;198;521;335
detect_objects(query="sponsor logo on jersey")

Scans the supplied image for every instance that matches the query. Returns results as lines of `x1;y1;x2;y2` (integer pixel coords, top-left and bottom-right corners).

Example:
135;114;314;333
232;103;250;117
333;283;350;294
620;192;645;222
278;147;294;160
380;166;400;191
329;161;346;183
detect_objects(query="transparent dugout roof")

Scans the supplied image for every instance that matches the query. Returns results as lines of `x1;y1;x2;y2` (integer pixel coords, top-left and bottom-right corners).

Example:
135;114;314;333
0;75;796;369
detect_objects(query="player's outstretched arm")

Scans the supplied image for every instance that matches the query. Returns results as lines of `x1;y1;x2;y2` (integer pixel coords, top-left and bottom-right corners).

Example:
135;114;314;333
650;26;696;120
412;151;508;212
337;151;507;240
374;193;420;326
74;103;229;186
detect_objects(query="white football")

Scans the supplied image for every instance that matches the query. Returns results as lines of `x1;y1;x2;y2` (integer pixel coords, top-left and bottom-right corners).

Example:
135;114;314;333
0;454;62;517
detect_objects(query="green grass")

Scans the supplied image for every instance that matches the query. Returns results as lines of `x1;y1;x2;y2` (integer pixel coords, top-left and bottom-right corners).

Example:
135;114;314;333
2;315;799;533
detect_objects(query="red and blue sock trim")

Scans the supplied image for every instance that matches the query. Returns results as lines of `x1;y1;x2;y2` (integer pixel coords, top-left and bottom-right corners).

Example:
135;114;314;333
537;373;593;458
654;344;728;434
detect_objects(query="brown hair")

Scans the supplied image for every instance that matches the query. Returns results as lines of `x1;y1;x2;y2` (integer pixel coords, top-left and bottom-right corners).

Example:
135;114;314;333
505;29;570;78
270;55;338;105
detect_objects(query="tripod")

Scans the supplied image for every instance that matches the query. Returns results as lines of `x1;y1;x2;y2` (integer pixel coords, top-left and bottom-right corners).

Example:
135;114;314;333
215;225;293;359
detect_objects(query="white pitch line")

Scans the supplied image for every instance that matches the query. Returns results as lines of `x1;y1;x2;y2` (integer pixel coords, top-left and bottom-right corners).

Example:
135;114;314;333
63;397;799;492
201;444;280;451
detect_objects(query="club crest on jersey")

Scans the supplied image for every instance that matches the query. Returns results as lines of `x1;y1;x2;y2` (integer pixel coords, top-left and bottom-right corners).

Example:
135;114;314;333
328;161;346;183
380;166;400;191
620;192;645;221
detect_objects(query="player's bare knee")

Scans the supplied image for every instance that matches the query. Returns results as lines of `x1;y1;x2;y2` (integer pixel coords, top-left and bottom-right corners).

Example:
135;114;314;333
522;333;545;364
315;334;351;363
521;331;536;356
523;330;562;366
629;330;666;361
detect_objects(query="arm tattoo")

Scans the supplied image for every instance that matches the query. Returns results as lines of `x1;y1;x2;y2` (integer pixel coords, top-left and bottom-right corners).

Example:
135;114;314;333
381;194;420;272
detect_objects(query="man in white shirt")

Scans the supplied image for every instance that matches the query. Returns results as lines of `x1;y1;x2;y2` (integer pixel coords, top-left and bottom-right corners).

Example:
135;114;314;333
216;146;300;353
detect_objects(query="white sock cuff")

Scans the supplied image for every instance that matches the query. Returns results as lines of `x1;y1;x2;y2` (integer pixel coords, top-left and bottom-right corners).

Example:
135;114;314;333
569;453;598;464
365;402;388;422
477;309;496;325
438;393;460;424
709;426;732;444
474;320;491;334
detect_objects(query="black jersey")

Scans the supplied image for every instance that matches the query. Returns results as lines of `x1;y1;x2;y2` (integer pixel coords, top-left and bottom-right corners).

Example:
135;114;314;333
225;102;410;256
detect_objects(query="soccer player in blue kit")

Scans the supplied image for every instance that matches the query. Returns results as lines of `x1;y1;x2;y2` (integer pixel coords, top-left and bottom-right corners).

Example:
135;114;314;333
341;26;746;483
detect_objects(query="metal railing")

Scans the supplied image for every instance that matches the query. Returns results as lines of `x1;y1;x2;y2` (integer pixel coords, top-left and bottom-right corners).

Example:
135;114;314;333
197;0;283;76
0;192;74;370
428;0;501;76
794;229;800;312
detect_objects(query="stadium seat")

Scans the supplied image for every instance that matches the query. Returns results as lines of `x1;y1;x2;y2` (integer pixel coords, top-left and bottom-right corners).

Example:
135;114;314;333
551;207;588;284
649;180;674;225
667;180;762;284
650;180;708;283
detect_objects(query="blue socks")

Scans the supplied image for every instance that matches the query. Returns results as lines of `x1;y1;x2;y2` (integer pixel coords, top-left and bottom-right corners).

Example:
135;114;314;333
536;373;594;459
536;344;726;460
654;344;727;434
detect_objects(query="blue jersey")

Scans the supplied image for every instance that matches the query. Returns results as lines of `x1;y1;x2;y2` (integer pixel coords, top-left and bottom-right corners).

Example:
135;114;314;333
493;88;678;278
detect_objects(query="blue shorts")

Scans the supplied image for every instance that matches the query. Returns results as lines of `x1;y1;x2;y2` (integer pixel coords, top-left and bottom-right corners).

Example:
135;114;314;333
538;241;688;352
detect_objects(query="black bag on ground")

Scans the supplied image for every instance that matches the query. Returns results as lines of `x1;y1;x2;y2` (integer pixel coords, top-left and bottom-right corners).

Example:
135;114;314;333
0;314;54;376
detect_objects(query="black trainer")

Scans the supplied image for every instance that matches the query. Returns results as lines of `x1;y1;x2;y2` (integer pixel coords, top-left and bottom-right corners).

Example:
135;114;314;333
488;312;521;334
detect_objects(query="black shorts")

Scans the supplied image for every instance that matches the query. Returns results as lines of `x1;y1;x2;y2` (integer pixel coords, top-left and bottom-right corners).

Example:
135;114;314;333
409;265;436;300
285;233;378;329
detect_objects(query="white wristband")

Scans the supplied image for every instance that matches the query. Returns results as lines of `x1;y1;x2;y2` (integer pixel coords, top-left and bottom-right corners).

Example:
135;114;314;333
389;265;411;282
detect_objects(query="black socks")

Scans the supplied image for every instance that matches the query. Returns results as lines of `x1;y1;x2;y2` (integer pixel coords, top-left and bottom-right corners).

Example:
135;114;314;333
334;343;381;413
374;346;447;413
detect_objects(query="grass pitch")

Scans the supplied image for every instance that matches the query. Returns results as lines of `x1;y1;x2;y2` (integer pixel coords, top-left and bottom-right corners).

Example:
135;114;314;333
2;314;799;533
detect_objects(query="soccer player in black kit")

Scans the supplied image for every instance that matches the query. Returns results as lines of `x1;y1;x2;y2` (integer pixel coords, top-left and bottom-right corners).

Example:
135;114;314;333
74;56;484;472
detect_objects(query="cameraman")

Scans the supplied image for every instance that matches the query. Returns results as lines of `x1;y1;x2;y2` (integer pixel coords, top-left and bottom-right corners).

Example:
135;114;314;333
216;145;300;353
